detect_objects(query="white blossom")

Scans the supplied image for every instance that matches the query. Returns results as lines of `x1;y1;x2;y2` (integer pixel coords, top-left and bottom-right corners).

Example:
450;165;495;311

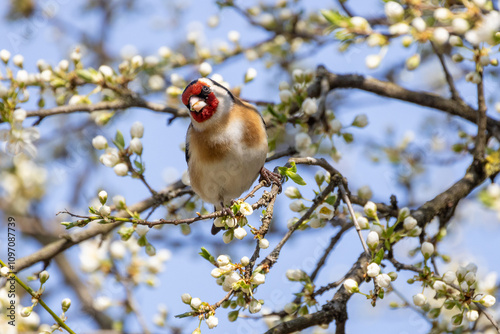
367;263;381;277
366;231;379;249
357;216;369;229
464;271;476;285
285;186;301;199
433;280;447;292
234;227;247;240
286;269;306;281
259;238;269;249
190;297;202;309
403;216;417;230
130;121;144;138
207;15;220;28
206;315;218;329
210;268;222;278
199;62;212;77
92;135;108;150
452;18;470;34
135;224;149;237
330;119;342;133
131;55;143;68
343;278;359;293
279;89;293;103
442;271;457;284
316;203;334;220
389;22;410;35
110;240;127;259
465;263;478;273
0;49;11;62
434;8;451;21
294;132;312;152
114;163;128;176
13;109;27;123
466;310;479;322
0;266;10;277
289;199;305;212
99;65;114;78
244;67;257;83
13;54;24;67
94;296;112;311
40;69;52;82
145;55;159;67
413;293;426;306
16;70;29;84
364;201;377;217
480;295;496;307
181;293;192;304
384;1;404;21
239;202;253;216
58;59;69;71
433;27;449;45
99;148;119;167
129;138;143;155
252;273;266;285
302;98;317;116
158;46;172;58
352;114;368;127
249;299;262;313
98;190;108;204
228;30;240;43
365;54;381;69
240;256;250;266
411;17;426;32
375;274;391;288
99;205;111;217
217;255;231;266
421;242;434;258
149;75;165;90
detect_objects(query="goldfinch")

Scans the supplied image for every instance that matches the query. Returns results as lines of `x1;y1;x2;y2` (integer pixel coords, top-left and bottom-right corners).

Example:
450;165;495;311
182;78;277;234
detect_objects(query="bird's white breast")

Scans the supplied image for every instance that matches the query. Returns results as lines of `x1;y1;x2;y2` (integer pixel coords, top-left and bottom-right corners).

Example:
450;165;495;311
188;118;266;207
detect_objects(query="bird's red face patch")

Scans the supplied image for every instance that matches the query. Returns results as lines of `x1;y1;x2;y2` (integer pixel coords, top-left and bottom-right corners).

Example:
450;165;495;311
182;80;219;123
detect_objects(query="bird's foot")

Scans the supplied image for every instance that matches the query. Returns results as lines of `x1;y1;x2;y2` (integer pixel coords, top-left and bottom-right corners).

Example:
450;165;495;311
259;167;283;192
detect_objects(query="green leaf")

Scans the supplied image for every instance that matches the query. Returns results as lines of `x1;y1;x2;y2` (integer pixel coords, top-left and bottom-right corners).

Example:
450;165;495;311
343;133;354;143
288;172;306;186
89;206;98;214
113;130;125;150
174;311;194;318
76;69;94;82
373;248;385;264
134;160;145;174
199;247;216;265
325;194;337;206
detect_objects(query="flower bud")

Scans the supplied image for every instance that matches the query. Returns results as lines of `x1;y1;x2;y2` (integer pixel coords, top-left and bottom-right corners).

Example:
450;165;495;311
13;54;24;67
113;195;126;209
240;256;250;266
0;266;10;277
285;186;301;199
385;1;404;22
406;54;420;71
99;65;114;79
130;121;144;138
421;242;434;259
131;55;143;69
234;227;247;240
301;98;317;116
98;190;108;204
199;62;212;77
61;298;71;312
99;205;111;217
480;295;496;308
365;54;381;69
466;310;478;322
249;299;262;313
357;216;370;229
403;216;417;230
343;278;359;293
114;163;129;176
92;135;108;150
413;293;426;307
21;307;32;317
464;272;476;285
181;293;192;304
190;297;202;309
0;49;11;63
205;315;218;329
367;263;381;277
129;138;143;155
244;68;257;83
442;271;456;284
364;201;377;218
352;114;368;127
40;270;50;284
366;231;379;249
433;280;447;292
375;273;391;288
259;238;270;249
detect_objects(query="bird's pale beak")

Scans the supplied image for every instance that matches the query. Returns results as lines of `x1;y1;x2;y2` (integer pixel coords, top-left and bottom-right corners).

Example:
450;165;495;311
189;96;207;113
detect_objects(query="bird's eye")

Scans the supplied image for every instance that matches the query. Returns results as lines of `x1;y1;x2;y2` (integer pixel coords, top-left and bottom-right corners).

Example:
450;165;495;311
201;86;210;95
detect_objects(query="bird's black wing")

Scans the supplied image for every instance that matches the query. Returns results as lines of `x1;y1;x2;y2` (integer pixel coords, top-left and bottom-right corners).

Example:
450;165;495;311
185;123;192;163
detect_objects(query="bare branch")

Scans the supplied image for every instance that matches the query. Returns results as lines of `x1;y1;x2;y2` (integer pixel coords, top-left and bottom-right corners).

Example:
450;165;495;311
16;180;186;272
431;42;462;101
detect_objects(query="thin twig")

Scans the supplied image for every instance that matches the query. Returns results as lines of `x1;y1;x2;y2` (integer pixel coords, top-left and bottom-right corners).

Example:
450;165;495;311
476;303;500;334
474;62;487;161
431;42;461;101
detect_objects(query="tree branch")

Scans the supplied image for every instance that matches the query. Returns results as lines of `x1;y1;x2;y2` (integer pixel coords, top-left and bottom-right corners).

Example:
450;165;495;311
307;66;500;139
16;181;186;272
